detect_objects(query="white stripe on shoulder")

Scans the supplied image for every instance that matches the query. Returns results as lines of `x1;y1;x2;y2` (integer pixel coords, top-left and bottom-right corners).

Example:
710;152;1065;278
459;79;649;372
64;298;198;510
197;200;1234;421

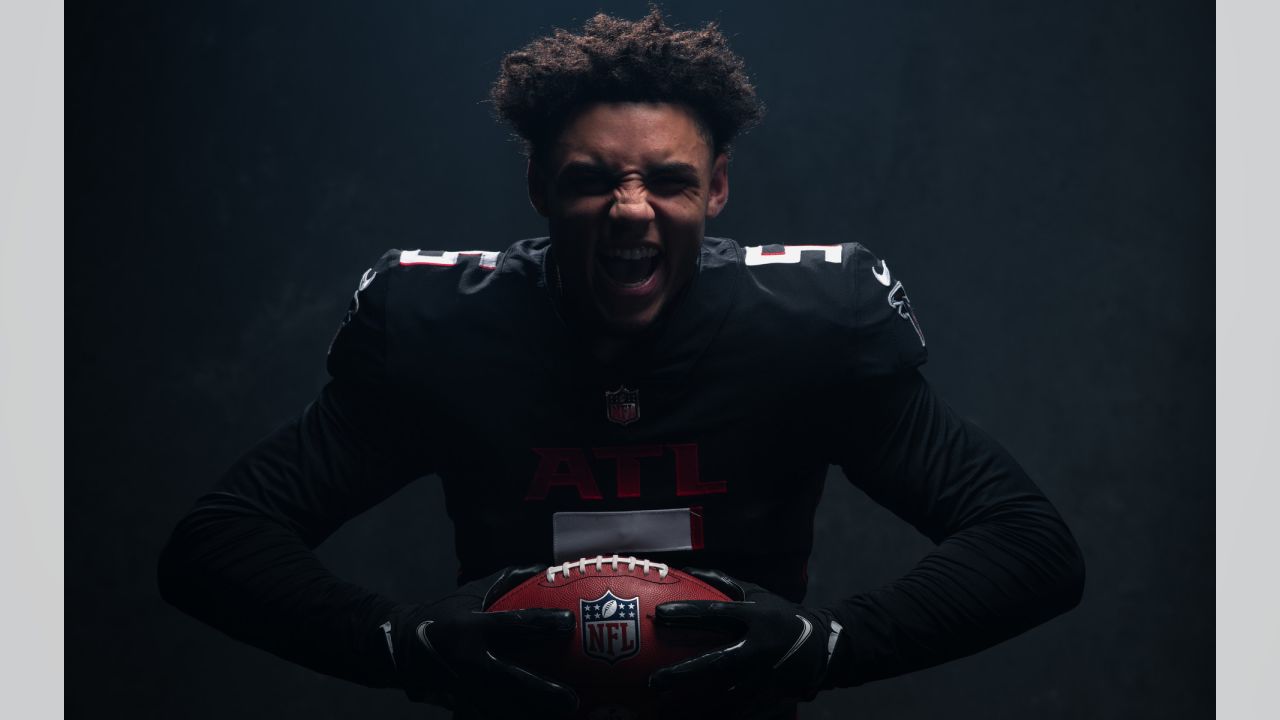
399;249;500;270
743;244;842;266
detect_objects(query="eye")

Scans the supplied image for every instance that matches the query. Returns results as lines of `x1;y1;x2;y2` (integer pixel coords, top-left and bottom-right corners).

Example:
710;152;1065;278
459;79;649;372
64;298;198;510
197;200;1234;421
560;171;613;196
647;174;694;196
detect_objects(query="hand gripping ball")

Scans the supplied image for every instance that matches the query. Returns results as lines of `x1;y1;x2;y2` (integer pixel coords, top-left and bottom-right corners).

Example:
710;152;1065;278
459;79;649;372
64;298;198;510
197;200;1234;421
486;555;733;719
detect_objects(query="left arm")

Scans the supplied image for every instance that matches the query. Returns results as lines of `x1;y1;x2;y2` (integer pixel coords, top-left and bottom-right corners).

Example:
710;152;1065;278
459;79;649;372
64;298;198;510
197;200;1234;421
822;367;1085;687
652;370;1084;712
653;244;1083;713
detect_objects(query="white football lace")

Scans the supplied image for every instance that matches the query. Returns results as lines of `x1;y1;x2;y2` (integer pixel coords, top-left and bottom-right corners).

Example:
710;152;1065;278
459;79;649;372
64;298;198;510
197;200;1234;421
545;555;669;582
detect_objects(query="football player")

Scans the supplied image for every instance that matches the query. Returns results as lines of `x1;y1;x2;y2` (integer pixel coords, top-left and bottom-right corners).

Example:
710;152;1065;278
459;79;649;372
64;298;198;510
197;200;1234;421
159;10;1084;720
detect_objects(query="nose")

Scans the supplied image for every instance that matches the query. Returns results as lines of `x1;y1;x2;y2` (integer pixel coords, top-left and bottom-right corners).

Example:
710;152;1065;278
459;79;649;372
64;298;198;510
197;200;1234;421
609;178;655;225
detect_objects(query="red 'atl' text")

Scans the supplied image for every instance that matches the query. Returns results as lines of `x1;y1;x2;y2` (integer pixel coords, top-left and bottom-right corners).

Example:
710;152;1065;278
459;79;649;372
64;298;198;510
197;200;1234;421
525;444;727;500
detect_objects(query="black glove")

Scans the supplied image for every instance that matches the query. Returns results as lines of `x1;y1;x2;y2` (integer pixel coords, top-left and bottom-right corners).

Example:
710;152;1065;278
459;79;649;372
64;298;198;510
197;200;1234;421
378;565;578;718
649;568;844;719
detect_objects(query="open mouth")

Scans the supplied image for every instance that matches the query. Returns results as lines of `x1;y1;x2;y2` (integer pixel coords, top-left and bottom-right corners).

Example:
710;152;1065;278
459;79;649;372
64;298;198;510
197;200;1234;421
596;245;662;287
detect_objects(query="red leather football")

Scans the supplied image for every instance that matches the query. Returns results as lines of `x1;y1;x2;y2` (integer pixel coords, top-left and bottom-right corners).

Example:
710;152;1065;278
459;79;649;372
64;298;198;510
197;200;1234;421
486;555;733;720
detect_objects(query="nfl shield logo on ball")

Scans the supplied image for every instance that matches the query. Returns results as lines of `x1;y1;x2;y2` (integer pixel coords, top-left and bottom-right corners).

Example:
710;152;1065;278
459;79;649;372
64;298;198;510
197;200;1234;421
581;590;641;664
604;386;640;426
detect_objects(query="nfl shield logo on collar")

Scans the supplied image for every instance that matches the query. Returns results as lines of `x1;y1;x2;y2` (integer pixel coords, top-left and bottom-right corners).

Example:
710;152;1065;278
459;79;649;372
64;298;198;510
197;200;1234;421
604;386;640;426
581;590;641;664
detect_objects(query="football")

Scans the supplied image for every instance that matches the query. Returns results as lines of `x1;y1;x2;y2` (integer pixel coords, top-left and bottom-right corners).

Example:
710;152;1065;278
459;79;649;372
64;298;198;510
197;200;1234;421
486;555;733;719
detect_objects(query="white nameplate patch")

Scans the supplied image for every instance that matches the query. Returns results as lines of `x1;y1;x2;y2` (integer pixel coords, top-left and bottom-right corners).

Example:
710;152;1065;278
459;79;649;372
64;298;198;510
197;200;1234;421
553;508;704;562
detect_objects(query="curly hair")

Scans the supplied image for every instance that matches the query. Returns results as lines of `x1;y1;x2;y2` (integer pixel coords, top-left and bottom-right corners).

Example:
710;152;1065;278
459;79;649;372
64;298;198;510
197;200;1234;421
491;7;764;163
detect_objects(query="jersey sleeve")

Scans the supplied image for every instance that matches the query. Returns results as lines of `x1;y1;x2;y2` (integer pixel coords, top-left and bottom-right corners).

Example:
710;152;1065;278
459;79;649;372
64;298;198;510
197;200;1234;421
821;369;1085;688
844;243;928;377
224;248;426;544
158;250;430;690
326;248;401;389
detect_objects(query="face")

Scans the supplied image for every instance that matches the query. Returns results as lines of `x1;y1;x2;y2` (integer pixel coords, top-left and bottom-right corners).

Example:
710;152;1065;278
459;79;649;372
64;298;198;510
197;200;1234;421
529;102;729;334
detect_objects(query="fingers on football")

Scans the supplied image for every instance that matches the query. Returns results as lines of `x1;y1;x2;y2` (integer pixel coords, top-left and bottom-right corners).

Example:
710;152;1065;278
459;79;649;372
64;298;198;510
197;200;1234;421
477;652;579;717
483;608;575;637
654;600;752;634
680;567;746;599
649;639;748;693
483;564;549;604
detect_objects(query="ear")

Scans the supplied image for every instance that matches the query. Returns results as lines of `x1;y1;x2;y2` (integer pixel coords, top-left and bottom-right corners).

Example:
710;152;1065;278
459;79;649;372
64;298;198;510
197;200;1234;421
705;153;729;219
527;158;549;217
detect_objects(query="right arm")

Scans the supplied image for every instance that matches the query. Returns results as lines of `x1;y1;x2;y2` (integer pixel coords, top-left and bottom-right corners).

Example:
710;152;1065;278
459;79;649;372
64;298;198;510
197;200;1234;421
156;377;426;688
157;254;578;717
157;252;428;688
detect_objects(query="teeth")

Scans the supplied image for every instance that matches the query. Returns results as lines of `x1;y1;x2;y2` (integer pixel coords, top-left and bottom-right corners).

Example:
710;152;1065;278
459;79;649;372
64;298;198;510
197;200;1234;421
599;246;659;260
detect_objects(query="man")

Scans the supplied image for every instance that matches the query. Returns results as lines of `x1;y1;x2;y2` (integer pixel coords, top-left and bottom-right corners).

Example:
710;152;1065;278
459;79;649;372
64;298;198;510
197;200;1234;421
159;10;1084;719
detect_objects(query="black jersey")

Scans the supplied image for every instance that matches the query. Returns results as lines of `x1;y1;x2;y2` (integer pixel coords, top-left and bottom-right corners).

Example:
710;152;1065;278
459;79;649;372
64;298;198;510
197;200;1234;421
325;237;927;601
159;236;1082;697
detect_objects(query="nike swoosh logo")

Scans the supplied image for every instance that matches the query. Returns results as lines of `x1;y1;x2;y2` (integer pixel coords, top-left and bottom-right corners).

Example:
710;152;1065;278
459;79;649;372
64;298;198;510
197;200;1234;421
416;620;435;651
872;260;892;287
772;615;813;669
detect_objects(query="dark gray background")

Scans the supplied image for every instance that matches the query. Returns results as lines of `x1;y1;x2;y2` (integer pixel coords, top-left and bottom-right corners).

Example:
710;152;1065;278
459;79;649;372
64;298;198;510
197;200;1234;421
67;1;1213;717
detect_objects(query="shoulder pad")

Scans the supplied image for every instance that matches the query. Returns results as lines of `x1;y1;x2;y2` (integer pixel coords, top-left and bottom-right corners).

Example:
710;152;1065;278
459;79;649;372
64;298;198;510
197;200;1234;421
736;241;927;376
845;243;927;376
379;239;548;295
326;249;400;383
